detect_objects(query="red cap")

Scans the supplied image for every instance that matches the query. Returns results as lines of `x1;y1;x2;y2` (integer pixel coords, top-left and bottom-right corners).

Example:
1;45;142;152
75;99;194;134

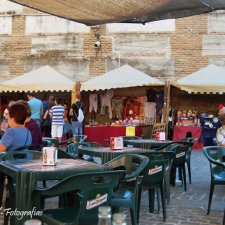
218;104;224;110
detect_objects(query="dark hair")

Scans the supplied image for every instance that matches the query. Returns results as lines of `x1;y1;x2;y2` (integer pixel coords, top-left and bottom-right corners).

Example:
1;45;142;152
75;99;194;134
27;92;35;97
49;95;55;101
55;97;61;104
8;103;27;125
16;100;31;117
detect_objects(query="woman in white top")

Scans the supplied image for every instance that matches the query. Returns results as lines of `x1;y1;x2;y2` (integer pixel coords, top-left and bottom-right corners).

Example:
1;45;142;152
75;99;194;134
216;113;225;146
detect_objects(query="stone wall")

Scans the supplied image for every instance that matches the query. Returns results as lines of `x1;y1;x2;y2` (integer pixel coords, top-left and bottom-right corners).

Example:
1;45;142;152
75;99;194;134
1;0;225;83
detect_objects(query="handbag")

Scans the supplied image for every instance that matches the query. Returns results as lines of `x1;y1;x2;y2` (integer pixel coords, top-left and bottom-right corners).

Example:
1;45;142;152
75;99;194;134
42;118;51;128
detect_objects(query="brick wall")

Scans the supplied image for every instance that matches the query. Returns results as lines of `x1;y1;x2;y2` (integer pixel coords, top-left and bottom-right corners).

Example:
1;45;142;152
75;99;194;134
0;8;225;81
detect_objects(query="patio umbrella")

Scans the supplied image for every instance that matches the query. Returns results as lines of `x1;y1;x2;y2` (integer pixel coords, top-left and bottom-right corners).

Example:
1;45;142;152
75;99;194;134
8;0;225;26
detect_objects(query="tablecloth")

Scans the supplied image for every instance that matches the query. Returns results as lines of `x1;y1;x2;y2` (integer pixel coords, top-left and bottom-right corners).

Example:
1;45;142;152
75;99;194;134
173;126;204;150
84;126;143;146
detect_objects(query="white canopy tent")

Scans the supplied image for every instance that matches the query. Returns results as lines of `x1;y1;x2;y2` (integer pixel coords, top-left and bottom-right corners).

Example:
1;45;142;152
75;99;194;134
0;65;75;93
173;64;225;94
81;64;164;91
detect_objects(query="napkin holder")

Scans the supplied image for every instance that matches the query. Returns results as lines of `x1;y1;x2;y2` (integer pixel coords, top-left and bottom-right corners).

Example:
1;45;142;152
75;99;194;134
110;137;123;150
42;147;58;166
155;132;166;141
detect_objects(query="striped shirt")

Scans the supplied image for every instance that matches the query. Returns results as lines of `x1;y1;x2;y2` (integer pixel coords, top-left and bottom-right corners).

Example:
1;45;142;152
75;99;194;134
49;104;64;126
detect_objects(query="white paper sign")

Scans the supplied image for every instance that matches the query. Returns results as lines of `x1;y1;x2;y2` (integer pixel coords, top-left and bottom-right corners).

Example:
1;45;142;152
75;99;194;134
110;137;123;150
156;132;166;141
42;147;58;166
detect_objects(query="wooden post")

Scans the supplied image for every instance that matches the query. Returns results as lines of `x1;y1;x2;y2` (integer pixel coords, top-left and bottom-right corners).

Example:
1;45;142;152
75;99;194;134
71;81;81;104
163;80;171;138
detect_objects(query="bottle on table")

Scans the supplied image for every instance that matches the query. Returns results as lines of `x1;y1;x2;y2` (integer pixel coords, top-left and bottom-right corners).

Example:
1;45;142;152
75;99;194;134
112;213;127;225
98;206;112;225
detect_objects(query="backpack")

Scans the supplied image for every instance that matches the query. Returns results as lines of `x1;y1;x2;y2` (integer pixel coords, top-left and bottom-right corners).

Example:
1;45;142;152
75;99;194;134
75;103;84;122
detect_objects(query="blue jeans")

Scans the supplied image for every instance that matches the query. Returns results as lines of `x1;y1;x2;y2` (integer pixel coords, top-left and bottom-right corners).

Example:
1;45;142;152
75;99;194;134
71;121;83;135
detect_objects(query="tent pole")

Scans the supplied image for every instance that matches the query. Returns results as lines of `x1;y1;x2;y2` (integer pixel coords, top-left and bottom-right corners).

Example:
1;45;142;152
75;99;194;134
163;80;171;138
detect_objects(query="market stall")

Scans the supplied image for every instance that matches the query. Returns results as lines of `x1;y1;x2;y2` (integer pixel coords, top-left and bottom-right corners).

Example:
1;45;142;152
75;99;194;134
81;64;164;145
171;64;225;148
0;65;75;116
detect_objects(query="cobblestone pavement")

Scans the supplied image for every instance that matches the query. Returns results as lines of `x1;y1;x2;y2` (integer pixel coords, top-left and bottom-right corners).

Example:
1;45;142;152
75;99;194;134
0;151;224;225
136;151;225;225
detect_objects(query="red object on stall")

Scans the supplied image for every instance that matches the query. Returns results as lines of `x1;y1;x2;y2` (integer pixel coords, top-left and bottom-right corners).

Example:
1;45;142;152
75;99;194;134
173;125;204;150
84;126;143;146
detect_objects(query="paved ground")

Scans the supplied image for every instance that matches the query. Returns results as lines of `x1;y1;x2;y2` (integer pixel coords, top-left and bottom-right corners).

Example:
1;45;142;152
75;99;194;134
137;150;225;225
0;150;224;225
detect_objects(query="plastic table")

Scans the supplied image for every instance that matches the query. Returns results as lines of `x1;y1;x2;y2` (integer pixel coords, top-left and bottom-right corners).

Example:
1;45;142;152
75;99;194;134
0;158;105;225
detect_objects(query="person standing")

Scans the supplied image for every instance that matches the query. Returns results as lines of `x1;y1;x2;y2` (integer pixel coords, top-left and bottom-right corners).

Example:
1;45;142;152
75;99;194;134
27;93;43;127
70;93;84;136
42;96;55;137
49;97;64;142
63;102;72;139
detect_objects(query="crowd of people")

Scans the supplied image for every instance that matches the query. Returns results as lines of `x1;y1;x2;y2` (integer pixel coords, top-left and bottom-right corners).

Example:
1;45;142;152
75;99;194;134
0;92;84;152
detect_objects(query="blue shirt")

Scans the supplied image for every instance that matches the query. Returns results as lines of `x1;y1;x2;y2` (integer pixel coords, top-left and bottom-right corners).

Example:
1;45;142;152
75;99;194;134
28;98;43;120
50;104;64;126
0;127;32;151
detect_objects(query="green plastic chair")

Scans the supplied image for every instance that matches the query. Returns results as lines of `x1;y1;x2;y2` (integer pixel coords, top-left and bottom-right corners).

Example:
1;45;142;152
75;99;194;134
144;142;178;206
157;143;178;205
170;141;193;191
67;142;102;159
181;137;197;184
42;137;60;147
72;135;88;143
138;151;175;222
32;170;125;225
42;139;52;147
78;142;103;162
104;154;149;225
57;149;76;159
203;146;225;215
119;136;142;147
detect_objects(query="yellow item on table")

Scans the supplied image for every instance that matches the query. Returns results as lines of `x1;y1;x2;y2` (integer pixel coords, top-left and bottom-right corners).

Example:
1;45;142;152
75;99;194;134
126;126;135;136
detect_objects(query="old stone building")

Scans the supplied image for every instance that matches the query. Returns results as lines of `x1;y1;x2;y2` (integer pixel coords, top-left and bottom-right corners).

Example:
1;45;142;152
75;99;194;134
1;0;225;82
1;0;225;114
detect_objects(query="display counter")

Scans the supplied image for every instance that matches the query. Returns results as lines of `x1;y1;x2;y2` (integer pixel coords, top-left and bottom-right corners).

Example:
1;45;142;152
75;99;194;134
172;125;204;150
84;126;143;146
